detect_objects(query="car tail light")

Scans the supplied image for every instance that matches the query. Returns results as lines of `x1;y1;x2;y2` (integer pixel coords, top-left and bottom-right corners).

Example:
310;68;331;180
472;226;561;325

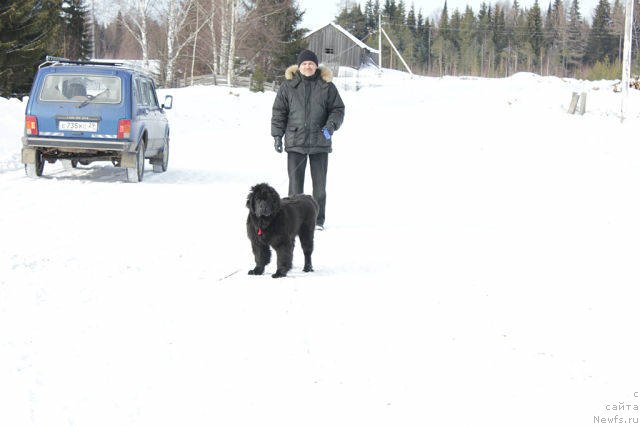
118;119;131;139
25;115;38;136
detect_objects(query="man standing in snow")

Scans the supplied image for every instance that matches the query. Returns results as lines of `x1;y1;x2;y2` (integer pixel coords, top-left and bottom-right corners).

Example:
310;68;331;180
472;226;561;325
271;49;345;230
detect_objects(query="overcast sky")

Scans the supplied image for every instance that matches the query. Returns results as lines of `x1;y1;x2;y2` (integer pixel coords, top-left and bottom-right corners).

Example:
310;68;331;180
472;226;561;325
298;0;602;32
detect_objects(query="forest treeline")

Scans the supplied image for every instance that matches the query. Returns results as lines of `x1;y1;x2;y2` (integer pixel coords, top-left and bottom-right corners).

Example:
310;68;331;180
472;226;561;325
1;0;639;97
337;0;640;79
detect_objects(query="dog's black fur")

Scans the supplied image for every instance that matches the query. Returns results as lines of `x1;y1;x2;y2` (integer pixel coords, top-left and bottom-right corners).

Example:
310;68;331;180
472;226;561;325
246;183;319;278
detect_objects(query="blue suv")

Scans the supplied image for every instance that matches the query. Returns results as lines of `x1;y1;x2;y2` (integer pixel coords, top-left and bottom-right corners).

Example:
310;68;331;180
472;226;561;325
22;56;173;182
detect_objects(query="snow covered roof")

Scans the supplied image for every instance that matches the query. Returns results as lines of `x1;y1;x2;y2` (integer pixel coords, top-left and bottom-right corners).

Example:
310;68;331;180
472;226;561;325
307;22;380;54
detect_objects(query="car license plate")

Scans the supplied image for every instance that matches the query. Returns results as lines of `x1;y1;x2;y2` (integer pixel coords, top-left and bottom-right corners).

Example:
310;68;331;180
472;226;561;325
59;121;98;132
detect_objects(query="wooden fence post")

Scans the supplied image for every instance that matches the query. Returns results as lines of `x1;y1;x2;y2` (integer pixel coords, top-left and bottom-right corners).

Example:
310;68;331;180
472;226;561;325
578;92;587;115
568;92;579;114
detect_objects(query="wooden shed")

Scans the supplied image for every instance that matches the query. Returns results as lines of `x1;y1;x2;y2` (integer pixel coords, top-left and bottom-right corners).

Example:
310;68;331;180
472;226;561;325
304;23;379;74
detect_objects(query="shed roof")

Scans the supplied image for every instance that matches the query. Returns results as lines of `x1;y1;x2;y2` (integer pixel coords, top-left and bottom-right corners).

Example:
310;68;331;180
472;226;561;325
307;23;380;54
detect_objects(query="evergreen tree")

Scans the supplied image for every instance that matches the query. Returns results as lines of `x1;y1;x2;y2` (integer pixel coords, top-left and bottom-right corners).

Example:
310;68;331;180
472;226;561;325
406;4;416;36
543;0;559;74
505;0;521;74
274;0;306;80
396;0;406;26
586;0;615;64
527;0;544;68
364;0;376;33
0;0;60;97
544;2;555;48
243;0;307;82
567;0;586;72
459;6;478;75
493;5;507;74
433;2;454;75
422;16;432;71
413;10;424;65
61;0;93;60
633;0;640;70
450;9;462;53
414;12;432;72
438;1;450;40
383;0;397;23
611;0;624;61
477;3;493;75
549;0;568;75
336;4;367;40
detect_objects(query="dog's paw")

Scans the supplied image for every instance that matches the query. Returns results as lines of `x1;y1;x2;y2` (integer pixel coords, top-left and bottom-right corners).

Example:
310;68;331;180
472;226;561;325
303;264;314;272
271;270;287;278
248;266;264;275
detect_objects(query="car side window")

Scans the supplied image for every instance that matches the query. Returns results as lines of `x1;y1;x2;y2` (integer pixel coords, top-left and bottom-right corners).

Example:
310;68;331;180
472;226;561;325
146;80;160;109
135;78;159;109
135;78;148;107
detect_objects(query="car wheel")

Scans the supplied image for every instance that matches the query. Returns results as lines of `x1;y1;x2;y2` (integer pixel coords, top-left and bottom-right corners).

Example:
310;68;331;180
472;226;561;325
25;150;44;178
126;143;145;183
153;138;169;173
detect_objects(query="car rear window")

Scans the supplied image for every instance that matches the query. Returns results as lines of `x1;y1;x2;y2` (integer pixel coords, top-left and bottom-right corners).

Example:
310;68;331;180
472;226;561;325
39;74;122;103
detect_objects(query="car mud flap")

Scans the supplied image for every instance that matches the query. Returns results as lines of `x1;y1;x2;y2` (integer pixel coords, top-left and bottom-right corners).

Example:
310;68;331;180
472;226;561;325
121;151;138;168
22;148;37;164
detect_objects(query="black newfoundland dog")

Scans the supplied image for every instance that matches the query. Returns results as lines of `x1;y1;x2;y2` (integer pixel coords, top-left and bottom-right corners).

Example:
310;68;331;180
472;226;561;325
246;183;319;278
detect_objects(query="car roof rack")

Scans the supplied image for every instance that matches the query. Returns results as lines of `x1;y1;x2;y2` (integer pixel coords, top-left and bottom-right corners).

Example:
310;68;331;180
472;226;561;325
40;55;160;82
40;56;125;69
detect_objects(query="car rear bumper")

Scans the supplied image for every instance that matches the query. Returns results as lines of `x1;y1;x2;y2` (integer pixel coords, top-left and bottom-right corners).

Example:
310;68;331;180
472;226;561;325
22;136;130;151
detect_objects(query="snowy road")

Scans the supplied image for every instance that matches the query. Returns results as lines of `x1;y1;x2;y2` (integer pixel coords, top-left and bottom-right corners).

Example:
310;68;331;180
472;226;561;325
2;74;640;425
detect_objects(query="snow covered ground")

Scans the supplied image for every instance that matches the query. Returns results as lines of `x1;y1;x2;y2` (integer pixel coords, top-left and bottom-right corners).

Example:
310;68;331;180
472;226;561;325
2;70;640;426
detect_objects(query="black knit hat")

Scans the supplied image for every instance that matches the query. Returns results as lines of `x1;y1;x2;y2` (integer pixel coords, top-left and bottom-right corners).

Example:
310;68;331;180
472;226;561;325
297;49;319;66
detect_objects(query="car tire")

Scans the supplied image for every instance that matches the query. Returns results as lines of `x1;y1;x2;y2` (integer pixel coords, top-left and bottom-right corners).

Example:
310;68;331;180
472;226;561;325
153;138;169;173
126;143;145;183
25;150;44;178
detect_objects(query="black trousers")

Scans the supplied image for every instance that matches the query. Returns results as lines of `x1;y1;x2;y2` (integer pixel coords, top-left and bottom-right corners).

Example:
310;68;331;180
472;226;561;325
287;152;328;226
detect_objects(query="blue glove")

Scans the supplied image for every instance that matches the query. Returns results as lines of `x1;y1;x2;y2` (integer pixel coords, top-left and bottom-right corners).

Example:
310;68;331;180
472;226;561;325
322;127;332;140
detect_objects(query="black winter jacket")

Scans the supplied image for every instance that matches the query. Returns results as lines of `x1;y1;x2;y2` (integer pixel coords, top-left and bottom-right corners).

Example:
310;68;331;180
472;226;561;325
271;65;345;154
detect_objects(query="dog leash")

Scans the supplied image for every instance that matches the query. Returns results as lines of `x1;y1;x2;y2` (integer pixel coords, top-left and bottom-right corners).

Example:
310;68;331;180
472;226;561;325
217;269;240;281
277;156;307;187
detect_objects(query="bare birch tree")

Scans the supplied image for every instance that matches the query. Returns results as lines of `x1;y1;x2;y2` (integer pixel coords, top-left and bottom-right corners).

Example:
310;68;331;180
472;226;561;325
208;0;219;75
163;0;211;86
119;0;153;68
216;0;238;85
190;1;201;84
219;0;230;75
226;0;237;86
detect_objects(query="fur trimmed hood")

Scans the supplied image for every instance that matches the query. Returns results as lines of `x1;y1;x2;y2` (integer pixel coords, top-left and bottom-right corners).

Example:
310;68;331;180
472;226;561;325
285;64;333;82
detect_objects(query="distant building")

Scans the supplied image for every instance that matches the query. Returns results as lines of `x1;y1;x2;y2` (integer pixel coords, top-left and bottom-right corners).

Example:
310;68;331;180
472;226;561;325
304;23;379;74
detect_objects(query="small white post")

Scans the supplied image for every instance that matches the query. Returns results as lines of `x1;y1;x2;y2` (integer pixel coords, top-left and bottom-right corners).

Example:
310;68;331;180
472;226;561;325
378;13;382;71
621;0;634;122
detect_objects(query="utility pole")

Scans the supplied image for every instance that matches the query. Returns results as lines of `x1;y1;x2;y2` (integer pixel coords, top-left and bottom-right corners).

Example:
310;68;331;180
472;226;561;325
378;12;382;70
381;27;413;76
621;0;634;121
